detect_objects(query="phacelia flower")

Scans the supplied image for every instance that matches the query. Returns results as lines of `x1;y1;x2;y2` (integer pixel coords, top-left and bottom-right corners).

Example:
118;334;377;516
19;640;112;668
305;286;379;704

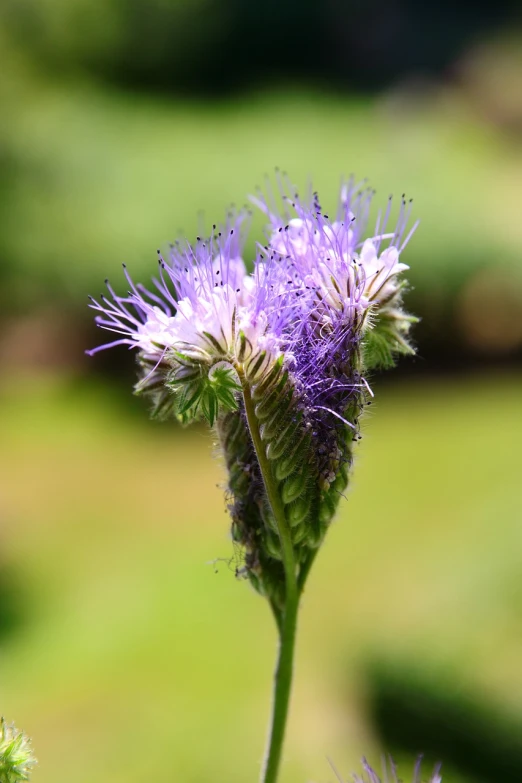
333;756;441;783
242;177;418;540
88;175;417;606
0;718;36;783
88;211;283;423
252;175;417;368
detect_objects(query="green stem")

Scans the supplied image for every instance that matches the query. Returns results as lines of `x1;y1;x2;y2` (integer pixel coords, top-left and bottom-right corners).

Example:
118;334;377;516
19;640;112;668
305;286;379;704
239;372;299;783
262;584;299;783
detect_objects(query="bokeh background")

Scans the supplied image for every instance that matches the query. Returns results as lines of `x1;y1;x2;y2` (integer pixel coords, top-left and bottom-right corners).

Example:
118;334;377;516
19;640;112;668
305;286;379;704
1;1;522;781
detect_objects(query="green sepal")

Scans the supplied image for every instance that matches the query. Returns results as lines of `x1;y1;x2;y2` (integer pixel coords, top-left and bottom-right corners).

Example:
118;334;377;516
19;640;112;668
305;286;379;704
167;362;240;426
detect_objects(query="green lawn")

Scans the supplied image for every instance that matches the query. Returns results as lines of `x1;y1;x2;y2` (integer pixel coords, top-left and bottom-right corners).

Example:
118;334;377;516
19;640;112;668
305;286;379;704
1;372;521;782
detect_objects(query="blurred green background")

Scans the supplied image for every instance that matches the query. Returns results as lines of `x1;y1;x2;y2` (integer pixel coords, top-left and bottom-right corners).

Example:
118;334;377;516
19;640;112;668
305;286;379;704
1;1;522;781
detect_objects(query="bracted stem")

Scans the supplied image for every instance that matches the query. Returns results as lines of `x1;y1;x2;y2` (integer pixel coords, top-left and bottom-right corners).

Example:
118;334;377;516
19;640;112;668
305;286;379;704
239;372;300;783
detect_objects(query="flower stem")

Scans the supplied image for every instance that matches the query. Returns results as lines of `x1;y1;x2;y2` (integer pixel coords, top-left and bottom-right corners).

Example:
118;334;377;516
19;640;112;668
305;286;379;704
261;584;299;783
239;372;299;783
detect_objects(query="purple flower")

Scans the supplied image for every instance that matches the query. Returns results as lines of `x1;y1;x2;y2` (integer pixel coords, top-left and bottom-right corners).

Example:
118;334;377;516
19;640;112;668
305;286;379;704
252;175;417;365
242;176;419;499
332;756;442;783
87;211;285;419
87;175;418;590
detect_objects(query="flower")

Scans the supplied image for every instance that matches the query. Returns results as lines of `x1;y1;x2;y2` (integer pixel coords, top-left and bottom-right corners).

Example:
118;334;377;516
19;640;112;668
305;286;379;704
87;175;418;602
251;175;417;367
0;718;36;783
87;212;284;422
332;756;441;783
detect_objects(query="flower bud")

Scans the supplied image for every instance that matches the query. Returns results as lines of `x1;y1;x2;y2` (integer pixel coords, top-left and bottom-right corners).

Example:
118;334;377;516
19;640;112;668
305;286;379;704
0;718;36;783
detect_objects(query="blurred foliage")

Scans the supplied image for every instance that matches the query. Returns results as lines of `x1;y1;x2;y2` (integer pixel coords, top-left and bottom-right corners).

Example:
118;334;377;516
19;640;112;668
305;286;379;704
457;32;522;134
0;0;519;94
0;0;226;93
0;565;26;643
367;660;522;782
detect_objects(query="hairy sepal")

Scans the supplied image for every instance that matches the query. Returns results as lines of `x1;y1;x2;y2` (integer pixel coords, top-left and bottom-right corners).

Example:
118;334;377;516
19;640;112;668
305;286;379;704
363;287;418;370
167;361;240;426
251;372;321;553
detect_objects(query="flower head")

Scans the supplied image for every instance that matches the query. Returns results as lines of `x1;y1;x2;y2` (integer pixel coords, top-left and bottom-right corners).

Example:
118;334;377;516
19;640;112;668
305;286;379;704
87;174;418;603
252;175;417;369
0;719;36;783
88;211;283;423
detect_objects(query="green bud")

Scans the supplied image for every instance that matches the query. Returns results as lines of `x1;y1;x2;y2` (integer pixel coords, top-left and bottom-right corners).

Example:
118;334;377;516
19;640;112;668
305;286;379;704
0;718;36;783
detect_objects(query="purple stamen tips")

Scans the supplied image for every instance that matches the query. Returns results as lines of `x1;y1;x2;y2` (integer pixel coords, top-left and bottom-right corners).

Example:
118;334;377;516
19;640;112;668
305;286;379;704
346;756;442;783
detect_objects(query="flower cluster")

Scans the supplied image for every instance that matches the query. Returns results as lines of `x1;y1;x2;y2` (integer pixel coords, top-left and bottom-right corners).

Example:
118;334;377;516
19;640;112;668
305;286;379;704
0;718;36;783
88;176;417;605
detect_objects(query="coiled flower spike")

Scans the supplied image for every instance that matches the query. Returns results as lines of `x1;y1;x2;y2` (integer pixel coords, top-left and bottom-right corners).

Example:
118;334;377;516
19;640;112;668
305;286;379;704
247;175;418;554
